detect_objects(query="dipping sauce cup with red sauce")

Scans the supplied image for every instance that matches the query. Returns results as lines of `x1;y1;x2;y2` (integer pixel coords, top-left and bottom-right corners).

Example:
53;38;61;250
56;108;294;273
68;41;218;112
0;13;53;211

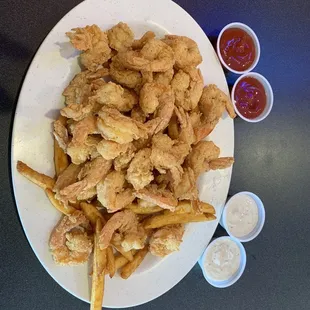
231;72;273;122
217;22;260;74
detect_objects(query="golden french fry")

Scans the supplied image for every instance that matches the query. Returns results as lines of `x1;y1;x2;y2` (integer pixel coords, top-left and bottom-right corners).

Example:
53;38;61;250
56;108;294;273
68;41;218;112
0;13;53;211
144;213;216;229
90;219;106;310
121;247;148;279
106;246;116;278
164;201;215;215
105;250;138;275
45;189;75;215
54;138;69;177
80;202;106;228
112;244;134;262
125;203;163;214
16;161;55;190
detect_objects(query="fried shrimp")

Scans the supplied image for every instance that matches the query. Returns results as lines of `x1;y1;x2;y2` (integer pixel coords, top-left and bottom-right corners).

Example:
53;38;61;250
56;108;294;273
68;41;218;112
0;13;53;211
110;57;142;89
58;157;112;201
171;67;204;111
49;211;93;265
97;170;134;213
144;88;175;135
185;141;220;177
136;184;178;211
107;22;134;51
70;115;97;146
195;84;236;142
114;143;136;171
139;82;171;114
149;224;184;257
91;82;138;112
66;135;102;165
62;71;92;106
172;167;198;201
118;39;175;72
150;133;190;186
163;35;202;69
67;25;112;71
99;209;146;251
174;107;196;146
97;107;147;144
53;119;69;151
132;31;156;50
96;140;130;160
153;68;174;86
126;148;154;190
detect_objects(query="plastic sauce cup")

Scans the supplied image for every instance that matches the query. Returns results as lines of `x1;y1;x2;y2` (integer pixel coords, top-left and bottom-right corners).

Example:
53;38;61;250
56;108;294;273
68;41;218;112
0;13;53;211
216;22;261;75
220;191;265;242
198;236;247;288
231;72;274;123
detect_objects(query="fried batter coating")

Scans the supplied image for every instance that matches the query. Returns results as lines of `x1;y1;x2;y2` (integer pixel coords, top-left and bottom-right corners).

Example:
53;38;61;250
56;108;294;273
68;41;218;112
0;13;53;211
209;157;234;170
96;140;130;160
144;88;175;135
58;157;112;201
149;224;184;257
163;35;202;69
67;25;112;71
49;211;92;265
114;143;136;171
132;31;156;50
195;84;236;141
126;148;154;190
136;184;178;211
97;170;134;213
53;119;69;151
91;82;138;112
110;57;142;89
97;107;147;144
185;141;220;176
171;67;203;111
117;39;175;72
99;209;146;252
107;22;134;51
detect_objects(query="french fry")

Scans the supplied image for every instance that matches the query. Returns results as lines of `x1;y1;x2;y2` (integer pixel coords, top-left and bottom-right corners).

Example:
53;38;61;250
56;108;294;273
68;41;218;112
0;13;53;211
121;247;148;279
16;160;55;190
112;244;134;262
164;200;215;215
45;189;75;215
106;246;116;278
91;219;106;310
80;202;106;228
54;138;69;177
144;213;216;229
105;250;138;275
125;203;163;214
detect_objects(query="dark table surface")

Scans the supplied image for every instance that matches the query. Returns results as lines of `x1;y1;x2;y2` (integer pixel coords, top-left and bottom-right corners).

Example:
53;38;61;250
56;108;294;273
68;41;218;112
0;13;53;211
1;0;310;309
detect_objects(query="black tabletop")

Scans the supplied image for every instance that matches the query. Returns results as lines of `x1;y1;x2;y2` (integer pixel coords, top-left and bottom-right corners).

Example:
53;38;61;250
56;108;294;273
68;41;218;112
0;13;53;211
1;0;310;309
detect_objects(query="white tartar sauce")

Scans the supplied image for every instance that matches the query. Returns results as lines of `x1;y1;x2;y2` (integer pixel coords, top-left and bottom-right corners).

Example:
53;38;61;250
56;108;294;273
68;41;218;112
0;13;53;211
204;238;241;281
226;194;259;238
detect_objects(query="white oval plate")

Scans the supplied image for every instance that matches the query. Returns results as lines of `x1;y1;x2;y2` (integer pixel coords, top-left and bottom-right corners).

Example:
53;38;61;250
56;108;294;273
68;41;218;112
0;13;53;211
11;0;234;308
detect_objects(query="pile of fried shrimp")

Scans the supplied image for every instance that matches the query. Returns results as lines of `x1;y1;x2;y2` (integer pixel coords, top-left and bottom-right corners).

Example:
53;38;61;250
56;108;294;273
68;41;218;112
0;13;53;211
16;22;236;308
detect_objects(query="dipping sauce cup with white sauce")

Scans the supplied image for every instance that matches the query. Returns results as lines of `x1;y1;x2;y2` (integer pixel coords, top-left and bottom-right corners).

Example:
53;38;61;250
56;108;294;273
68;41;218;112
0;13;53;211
220;192;265;242
198;236;247;288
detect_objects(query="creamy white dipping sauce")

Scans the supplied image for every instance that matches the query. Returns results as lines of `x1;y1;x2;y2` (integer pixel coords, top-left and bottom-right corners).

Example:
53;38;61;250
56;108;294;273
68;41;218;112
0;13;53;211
226;194;259;238
204;238;241;281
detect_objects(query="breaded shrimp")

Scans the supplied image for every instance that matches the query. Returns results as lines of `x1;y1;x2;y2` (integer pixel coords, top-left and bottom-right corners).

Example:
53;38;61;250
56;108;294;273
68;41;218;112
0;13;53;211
49;211;93;265
99;209;146;252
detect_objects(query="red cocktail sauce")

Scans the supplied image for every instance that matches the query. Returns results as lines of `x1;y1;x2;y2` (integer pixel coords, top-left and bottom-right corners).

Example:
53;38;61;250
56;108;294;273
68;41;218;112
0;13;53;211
220;28;256;71
234;77;267;119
